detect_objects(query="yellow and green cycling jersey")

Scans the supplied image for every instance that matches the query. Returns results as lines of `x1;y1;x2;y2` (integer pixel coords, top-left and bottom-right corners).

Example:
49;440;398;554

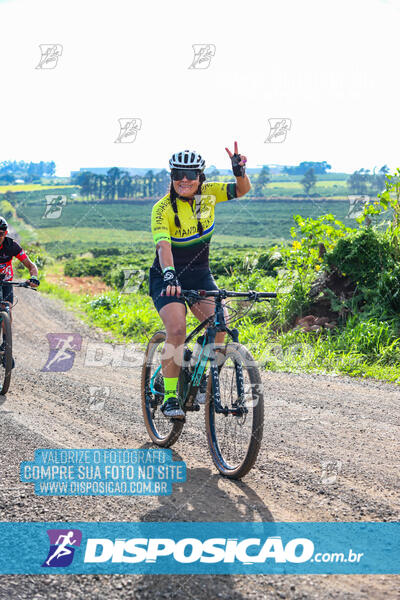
151;181;237;270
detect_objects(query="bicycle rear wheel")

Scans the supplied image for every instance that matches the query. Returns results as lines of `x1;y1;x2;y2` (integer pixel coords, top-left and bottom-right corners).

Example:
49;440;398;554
205;342;264;479
0;311;12;395
141;330;184;447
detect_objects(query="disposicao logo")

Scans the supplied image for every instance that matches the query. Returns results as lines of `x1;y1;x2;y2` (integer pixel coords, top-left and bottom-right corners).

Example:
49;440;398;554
42;529;82;567
83;536;314;564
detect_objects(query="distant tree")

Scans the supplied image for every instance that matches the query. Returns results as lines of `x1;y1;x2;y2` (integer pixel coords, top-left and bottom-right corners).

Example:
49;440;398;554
144;170;156;197
96;174;107;199
132;174;141;198
47;161;56;176
254;165;270;196
117;171;133;199
106;167;121;201
207;167;220;179
366;165;389;197
301;168;317;195
0;174;15;184
283;161;331;175
155;169;170;196
347;169;369;195
73;171;93;198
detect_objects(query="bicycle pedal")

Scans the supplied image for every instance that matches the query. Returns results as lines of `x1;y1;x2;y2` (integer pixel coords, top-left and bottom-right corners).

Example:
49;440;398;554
186;402;200;412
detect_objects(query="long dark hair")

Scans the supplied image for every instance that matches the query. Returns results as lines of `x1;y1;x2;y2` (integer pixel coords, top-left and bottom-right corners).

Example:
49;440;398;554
170;173;206;236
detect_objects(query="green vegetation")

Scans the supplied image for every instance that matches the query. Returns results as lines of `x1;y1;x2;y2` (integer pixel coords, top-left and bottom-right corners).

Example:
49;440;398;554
8;170;400;385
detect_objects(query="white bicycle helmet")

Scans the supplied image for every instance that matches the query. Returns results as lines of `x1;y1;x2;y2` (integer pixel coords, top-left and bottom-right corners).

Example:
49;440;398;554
169;150;205;171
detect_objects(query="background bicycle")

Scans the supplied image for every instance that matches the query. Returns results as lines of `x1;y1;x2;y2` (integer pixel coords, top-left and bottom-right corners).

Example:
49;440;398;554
0;277;37;395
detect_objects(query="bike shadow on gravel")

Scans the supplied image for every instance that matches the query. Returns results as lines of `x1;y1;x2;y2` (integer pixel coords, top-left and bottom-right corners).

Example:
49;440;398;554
136;445;275;600
140;443;274;522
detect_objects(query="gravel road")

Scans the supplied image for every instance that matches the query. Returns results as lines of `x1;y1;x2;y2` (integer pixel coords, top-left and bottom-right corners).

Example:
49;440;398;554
0;289;399;599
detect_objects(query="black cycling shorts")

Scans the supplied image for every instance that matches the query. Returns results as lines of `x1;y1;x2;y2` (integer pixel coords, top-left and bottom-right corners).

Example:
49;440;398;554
149;266;218;313
1;283;13;305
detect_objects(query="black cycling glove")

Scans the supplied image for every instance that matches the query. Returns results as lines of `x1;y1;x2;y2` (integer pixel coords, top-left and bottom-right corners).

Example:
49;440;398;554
161;269;180;295
230;153;246;177
28;276;40;287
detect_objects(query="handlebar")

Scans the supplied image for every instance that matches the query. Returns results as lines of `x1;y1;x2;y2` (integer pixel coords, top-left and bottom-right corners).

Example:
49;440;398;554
0;281;37;289
180;289;277;301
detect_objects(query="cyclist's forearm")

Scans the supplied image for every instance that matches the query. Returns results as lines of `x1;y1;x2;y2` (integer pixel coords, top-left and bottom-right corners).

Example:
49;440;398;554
156;241;175;271
236;174;251;197
21;257;39;278
28;264;39;277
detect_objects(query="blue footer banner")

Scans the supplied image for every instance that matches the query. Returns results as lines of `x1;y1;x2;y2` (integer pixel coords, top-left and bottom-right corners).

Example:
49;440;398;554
0;522;398;574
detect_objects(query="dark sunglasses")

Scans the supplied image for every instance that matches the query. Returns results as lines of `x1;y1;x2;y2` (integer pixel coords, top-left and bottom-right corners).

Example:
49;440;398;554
171;169;200;181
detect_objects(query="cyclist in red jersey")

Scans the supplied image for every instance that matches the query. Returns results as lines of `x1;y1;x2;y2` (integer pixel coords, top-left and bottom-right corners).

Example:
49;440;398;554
0;217;40;367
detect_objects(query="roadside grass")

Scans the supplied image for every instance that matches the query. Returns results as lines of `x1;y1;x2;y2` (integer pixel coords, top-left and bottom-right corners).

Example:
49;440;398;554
40;273;400;384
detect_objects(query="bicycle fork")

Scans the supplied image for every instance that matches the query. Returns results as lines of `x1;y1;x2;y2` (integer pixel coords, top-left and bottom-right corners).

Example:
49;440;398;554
207;326;247;417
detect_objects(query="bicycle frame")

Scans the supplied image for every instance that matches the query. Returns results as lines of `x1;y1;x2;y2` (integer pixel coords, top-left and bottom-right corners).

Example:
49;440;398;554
181;294;246;416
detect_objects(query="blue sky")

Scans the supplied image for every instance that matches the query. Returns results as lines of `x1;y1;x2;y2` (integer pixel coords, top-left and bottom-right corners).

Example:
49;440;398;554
0;0;398;176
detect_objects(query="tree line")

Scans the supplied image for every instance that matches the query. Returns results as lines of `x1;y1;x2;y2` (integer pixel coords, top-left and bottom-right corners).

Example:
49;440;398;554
0;160;56;183
72;168;171;200
346;166;389;196
72;164;390;200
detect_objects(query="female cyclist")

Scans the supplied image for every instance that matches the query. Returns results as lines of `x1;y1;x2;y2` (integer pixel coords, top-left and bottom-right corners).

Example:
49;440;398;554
149;142;251;418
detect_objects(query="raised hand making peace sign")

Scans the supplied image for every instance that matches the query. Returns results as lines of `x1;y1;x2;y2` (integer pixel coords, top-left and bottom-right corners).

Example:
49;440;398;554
225;141;247;178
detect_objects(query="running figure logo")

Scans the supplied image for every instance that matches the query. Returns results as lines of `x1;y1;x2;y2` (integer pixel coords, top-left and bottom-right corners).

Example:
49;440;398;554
42;529;82;567
41;333;82;372
88;386;110;410
114;118;142;143
122;268;145;294
347;195;370;219
321;460;342;485
188;44;216;69
42;195;67;219
265;118;292;143
36;44;63;69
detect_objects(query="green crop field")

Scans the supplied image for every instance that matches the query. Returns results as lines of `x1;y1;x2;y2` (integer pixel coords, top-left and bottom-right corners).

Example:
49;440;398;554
36;227;282;255
17;198;360;249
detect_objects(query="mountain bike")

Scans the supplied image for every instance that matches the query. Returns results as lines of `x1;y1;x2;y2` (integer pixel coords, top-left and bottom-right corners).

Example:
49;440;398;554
0;278;36;395
141;289;277;479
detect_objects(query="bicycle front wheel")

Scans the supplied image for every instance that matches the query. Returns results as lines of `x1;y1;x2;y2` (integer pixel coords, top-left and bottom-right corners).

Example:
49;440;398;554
0;311;12;395
205;343;264;479
141;330;184;447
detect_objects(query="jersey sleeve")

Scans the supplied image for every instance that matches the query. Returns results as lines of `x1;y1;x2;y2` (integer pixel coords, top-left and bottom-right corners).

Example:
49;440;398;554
202;182;237;205
12;241;27;261
151;198;171;245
